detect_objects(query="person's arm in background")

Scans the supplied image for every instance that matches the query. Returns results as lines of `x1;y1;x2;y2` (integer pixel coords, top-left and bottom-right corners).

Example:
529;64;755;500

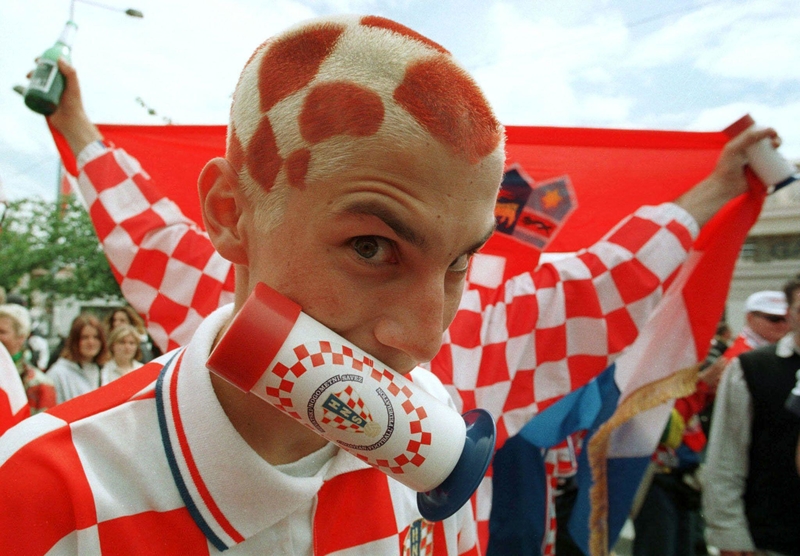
702;358;756;556
46;60;234;353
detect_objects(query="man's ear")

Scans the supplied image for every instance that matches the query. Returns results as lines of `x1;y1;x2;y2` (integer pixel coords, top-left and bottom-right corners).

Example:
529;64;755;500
198;157;248;265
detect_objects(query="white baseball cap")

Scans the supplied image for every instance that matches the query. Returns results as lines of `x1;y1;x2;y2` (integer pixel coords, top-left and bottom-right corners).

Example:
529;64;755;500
745;290;788;316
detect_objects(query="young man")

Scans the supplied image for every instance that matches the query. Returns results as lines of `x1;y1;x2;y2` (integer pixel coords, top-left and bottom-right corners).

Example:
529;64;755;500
3;14;778;555
703;275;800;556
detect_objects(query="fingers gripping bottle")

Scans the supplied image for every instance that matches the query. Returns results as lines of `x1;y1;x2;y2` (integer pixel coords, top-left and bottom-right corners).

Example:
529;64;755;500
207;282;496;521
24;20;78;115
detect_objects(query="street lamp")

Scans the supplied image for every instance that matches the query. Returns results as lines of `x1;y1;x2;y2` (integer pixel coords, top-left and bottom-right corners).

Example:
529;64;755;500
70;0;144;20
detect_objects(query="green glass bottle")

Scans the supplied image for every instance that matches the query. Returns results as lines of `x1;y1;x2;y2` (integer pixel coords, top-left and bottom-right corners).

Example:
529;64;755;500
24;20;78;116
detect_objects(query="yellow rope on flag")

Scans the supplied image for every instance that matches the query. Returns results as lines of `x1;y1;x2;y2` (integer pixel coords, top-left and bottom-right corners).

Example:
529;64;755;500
586;364;700;556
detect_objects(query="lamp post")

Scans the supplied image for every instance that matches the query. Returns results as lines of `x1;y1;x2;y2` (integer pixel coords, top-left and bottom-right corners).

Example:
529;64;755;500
70;0;144;20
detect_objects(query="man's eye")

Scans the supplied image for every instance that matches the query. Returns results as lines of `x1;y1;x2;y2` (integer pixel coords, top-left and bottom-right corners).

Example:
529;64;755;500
449;253;472;273
351;236;394;263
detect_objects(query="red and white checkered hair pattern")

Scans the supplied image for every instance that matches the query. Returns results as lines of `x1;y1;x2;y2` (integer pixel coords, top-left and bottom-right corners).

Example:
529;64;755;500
227;15;504;198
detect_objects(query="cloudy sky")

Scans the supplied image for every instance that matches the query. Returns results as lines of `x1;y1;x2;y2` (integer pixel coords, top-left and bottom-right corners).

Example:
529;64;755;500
1;0;798;201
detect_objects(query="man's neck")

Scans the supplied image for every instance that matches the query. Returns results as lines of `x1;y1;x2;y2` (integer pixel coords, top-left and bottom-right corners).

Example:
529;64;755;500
210;372;330;465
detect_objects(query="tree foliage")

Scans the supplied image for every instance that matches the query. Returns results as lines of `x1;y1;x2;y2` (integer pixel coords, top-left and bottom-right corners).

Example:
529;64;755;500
0;196;122;301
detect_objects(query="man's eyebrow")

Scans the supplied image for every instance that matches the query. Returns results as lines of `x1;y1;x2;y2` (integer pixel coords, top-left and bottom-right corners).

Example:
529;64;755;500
337;200;426;249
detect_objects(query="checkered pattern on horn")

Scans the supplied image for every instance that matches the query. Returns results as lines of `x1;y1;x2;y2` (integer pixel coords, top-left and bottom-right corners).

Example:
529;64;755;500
227;15;505;195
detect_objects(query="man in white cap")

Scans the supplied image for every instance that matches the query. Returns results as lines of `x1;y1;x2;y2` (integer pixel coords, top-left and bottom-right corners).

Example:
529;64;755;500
724;290;789;359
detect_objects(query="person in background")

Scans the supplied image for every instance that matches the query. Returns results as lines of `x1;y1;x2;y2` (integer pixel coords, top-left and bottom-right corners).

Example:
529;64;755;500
0;304;56;415
104;305;160;362
724;290;789;359
47;313;108;403
703;274;800;556
0;343;28;435
100;323;143;384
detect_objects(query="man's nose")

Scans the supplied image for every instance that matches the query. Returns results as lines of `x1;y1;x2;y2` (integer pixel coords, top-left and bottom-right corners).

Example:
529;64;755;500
373;277;447;365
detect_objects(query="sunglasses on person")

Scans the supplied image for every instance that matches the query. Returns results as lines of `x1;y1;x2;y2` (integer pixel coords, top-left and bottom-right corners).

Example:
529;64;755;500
755;312;787;323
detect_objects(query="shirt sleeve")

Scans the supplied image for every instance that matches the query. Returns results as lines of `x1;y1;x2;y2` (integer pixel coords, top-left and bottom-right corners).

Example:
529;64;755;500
702;358;756;552
433;202;698;442
75;144;235;353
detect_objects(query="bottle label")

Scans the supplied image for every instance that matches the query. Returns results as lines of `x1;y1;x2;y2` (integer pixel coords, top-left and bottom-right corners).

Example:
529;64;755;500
28;59;59;93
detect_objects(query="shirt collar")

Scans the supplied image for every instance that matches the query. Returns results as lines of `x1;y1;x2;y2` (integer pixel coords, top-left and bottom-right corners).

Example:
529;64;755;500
156;304;369;551
776;333;800;358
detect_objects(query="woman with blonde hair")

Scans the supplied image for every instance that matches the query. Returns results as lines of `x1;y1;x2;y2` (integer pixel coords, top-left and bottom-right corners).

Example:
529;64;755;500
104;305;159;362
101;324;143;384
48;313;108;403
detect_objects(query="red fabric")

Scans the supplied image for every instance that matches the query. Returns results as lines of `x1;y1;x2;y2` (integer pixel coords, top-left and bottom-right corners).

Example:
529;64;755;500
52;122;729;256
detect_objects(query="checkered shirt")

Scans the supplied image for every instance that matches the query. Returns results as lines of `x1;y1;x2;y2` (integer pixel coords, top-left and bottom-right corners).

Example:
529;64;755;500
74;145;698;553
0;305;478;555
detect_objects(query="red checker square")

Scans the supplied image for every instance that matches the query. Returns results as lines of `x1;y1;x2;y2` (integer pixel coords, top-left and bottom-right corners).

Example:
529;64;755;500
332;353;344;365
171;232;217;268
535;326;567;363
388;382;401;396
279;379;294;393
352;359;363;371
287;410;301;420
126;248;169;289
390;465;404;475
503;368;535;411
319;341;332;353
401;385;412;398
667;220;694;251
265;386;280;398
310;352;325;367
410;420;423;434
416;407;427;419
566;354;609;391
131;173;165;206
0;428;98;554
401;399;415;414
605;308;639;354
448;309;483;349
84;151;128;192
334;416;344;424
458;388;477;413
532;265;560;290
291;362;306;377
98;508;208;555
279;397;294;408
505;293;539;338
663;266;679;292
607;216;661;254
110;262;123;285
577;251;608;278
377;459;390;467
407;440;421;452
563;279;603;318
420;431;432;445
342;345;353;357
363;356;374;367
120;209;167;245
294;344;309;360
272;363;290;378
476;343;509;387
610;258;660;304
410;453;425;467
149;294;189;335
191;274;224;318
394;454;410;466
89;201;116;242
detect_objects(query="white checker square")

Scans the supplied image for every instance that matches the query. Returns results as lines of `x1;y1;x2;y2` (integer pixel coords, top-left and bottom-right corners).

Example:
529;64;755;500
534;284;566;329
565;316;608;356
474;381;512;421
0;412;66;466
120;279;159;314
103;226;136;274
161;258;204;306
98;179;152;223
449;344;482;391
533;361;572;403
72;401;183;522
501;406;541;440
468;253;506;289
482;302;509;345
139;218;186;256
203;252;233;283
504;334;537;378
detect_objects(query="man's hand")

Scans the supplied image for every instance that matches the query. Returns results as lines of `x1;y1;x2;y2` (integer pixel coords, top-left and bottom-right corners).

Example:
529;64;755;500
675;126;780;227
698;356;727;393
45;58;103;157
